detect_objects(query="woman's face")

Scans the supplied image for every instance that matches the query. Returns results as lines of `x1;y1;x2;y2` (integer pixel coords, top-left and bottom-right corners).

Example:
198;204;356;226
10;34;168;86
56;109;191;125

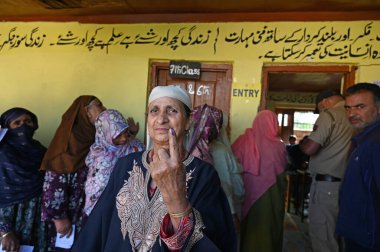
86;98;106;124
147;97;189;148
112;129;130;146
9;114;34;129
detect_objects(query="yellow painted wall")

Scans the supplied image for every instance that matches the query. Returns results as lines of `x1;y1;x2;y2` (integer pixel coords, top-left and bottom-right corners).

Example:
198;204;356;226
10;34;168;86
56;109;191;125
1;21;380;146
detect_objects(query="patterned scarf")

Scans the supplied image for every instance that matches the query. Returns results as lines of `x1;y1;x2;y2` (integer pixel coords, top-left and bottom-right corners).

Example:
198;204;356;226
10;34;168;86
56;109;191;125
84;109;145;215
188;104;223;164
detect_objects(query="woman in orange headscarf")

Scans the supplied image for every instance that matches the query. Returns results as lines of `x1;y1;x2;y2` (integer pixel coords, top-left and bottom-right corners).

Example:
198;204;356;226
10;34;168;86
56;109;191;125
40;95;105;251
232;110;287;252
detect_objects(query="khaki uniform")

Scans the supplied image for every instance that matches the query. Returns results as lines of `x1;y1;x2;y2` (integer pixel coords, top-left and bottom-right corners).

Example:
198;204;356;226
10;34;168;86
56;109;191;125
307;100;354;252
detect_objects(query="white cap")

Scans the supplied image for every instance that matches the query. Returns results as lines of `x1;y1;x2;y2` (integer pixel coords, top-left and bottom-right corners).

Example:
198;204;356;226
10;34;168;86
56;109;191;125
148;85;192;109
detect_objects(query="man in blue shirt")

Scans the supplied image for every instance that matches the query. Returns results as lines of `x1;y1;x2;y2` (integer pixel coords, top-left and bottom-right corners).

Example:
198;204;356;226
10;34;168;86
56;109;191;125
336;83;380;252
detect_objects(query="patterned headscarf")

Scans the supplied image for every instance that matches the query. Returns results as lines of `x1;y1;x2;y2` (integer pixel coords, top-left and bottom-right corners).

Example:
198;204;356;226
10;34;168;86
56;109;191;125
188;104;223;164
0;108;46;207
232;110;287;219
40;95;97;173
84;109;145;215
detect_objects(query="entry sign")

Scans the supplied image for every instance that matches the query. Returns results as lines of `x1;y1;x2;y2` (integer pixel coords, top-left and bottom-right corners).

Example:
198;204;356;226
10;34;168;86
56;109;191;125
169;61;201;80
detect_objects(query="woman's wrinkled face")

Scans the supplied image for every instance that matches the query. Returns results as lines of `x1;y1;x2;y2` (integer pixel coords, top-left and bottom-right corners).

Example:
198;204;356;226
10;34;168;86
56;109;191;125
9;114;34;129
147;97;189;147
86;98;106;124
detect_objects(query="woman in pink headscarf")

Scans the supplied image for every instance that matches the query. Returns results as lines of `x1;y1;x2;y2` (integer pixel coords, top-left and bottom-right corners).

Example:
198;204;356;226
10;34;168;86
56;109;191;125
232;110;287;252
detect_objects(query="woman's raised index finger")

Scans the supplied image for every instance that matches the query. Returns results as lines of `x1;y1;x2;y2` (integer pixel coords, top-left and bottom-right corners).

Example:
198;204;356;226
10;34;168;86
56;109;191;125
169;128;180;162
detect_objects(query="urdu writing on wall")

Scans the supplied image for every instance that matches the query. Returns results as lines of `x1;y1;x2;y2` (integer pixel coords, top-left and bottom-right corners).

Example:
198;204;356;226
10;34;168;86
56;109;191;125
0;22;379;62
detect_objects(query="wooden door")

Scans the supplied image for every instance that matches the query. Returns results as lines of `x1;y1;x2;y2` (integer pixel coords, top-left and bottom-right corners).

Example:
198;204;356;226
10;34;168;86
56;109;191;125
150;62;232;114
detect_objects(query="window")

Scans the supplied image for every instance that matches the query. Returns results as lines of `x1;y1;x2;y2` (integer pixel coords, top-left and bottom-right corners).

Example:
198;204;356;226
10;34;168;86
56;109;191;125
278;113;289;127
294;111;318;131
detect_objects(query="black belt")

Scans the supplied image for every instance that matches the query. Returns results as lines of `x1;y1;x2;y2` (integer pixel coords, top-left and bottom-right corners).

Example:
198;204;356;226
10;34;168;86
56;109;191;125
315;174;341;182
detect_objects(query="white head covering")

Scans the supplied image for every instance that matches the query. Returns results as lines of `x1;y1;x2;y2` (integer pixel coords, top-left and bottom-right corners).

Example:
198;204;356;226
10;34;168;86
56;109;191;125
148;85;192;109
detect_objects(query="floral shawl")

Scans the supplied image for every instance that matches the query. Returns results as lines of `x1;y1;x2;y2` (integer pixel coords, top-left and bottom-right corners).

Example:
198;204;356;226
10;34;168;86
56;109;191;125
84;109;145;215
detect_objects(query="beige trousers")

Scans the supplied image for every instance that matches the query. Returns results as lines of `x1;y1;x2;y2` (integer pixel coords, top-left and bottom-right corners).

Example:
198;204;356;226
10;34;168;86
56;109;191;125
308;180;341;252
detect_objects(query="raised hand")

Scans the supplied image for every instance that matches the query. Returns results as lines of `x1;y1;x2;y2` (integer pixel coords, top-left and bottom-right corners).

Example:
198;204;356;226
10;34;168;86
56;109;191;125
149;128;189;229
126;117;139;136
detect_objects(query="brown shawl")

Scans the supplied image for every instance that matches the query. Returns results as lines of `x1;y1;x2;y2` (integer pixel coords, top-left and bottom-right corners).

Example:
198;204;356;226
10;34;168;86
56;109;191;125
40;95;96;174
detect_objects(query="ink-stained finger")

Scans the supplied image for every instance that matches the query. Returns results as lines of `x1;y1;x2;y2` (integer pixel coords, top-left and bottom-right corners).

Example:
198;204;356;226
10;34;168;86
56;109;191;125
168;128;179;163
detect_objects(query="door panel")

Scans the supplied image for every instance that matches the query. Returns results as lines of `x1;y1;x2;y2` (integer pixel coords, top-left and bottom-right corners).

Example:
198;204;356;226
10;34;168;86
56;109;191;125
192;81;216;107
151;62;232;114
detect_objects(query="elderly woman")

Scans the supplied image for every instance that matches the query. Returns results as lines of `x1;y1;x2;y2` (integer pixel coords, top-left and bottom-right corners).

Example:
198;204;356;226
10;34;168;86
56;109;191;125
40;95;105;251
83;109;145;216
72;85;236;252
232;110;287;252
0;108;47;252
